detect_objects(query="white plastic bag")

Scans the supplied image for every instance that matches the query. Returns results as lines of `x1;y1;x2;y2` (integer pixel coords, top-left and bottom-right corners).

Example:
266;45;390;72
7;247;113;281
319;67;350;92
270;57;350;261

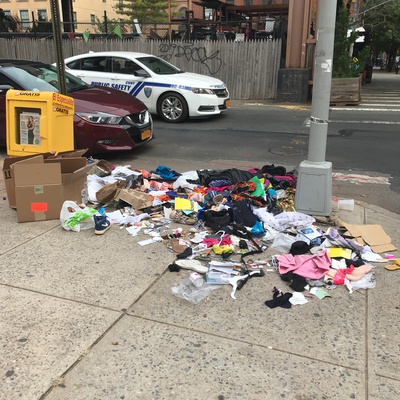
60;201;96;232
271;233;296;253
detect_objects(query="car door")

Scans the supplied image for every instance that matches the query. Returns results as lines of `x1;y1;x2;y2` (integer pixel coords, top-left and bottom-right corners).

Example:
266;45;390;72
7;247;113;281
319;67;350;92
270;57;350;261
105;56;155;112
66;56;112;90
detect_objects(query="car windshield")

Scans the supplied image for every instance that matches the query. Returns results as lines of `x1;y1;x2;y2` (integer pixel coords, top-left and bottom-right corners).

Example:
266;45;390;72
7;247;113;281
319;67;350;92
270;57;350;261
136;56;184;75
1;63;90;92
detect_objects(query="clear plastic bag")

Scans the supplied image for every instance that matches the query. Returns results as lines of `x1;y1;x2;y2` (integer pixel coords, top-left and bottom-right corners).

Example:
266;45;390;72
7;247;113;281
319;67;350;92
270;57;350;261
350;272;376;290
172;278;221;304
270;233;296;253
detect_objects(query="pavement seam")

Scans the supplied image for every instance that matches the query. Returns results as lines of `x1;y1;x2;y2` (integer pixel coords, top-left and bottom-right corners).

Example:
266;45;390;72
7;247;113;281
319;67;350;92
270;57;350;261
38;311;126;400
0;282;124;313
0;224;61;256
37;268;172;398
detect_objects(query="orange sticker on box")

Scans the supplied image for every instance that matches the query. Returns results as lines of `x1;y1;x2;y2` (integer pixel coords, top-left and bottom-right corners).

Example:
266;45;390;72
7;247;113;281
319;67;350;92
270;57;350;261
31;202;48;212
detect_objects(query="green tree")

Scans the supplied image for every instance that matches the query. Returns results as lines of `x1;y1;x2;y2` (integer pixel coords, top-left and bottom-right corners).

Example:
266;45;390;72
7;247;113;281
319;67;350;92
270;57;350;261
114;0;169;24
333;2;363;78
94;16;122;34
0;8;19;32
361;0;400;70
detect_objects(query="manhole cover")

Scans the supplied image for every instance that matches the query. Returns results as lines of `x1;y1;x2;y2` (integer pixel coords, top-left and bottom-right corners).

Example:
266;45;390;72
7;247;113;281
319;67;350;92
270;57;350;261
269;146;307;156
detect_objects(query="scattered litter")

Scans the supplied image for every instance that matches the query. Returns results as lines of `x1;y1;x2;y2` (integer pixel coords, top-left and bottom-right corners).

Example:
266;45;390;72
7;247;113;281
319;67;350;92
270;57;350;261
4;154;397;307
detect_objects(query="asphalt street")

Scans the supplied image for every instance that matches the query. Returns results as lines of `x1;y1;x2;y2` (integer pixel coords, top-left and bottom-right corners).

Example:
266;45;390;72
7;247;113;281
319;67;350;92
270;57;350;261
106;68;400;214
0;69;398;213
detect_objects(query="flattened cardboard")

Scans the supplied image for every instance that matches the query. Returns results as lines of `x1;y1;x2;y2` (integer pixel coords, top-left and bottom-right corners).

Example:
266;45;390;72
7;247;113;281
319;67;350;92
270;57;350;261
14;163;63;222
114;188;152;210
343;223;397;253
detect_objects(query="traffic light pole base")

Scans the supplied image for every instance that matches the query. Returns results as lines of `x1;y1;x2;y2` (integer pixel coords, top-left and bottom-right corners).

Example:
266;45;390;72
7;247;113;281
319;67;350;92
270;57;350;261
294;160;332;216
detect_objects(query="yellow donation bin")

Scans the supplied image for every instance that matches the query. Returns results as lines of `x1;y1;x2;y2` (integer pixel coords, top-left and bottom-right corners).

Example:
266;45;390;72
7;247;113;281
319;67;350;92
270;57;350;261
6;90;75;157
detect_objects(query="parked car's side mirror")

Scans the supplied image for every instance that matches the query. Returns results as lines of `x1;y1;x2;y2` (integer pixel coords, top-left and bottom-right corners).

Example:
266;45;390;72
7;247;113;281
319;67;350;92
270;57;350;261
0;84;14;95
134;69;150;78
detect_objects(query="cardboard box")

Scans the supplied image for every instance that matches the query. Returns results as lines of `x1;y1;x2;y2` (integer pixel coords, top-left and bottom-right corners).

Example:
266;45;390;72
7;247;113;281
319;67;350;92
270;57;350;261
14;163;64;222
45;157;93;204
114;188;152;210
3;151;94;222
46;149;88;159
96;181;126;204
3;150;89;209
3;154;46;209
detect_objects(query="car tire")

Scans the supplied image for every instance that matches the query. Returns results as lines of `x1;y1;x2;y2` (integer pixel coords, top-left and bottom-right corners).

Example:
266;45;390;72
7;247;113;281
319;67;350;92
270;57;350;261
157;92;188;123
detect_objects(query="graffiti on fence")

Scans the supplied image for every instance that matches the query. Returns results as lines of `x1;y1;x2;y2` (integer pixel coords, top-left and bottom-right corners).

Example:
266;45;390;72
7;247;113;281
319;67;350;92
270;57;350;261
158;42;222;75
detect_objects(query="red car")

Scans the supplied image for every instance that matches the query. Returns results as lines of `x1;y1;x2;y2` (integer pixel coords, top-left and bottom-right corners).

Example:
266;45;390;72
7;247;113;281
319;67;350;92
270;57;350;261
0;59;153;155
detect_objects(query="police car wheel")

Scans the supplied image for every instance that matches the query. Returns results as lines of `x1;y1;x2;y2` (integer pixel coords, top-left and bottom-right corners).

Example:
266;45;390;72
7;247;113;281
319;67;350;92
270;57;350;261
157;92;188;123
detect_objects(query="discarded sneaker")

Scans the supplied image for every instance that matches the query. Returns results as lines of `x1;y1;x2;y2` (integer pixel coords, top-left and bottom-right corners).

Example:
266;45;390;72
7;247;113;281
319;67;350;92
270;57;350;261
174;259;208;274
94;214;111;235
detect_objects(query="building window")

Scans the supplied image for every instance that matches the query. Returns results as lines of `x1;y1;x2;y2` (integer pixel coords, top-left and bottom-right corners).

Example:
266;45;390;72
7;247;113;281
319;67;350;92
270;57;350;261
2;10;11;16
244;0;252;5
90;14;95;25
37;9;47;21
226;0;234;5
205;8;213;20
178;7;186;19
19;9;30;28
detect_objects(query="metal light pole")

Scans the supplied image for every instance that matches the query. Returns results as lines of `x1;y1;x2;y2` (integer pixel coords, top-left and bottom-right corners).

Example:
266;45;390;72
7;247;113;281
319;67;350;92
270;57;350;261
294;0;337;216
50;0;67;95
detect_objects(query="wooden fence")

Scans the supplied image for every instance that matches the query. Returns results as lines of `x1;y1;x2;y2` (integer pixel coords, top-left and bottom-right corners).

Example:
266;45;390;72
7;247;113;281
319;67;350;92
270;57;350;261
0;38;282;100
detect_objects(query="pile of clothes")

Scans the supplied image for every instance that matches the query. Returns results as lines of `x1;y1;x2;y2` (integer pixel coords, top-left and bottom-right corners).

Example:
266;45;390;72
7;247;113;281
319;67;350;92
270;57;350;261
84;162;382;304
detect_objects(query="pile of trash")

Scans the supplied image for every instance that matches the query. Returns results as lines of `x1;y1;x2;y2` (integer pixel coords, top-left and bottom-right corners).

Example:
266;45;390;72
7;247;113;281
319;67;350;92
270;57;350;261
60;160;396;306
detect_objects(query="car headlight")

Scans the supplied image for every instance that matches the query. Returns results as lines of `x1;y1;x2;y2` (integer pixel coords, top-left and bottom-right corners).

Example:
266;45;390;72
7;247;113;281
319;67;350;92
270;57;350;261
124;110;151;127
75;111;122;125
191;88;214;95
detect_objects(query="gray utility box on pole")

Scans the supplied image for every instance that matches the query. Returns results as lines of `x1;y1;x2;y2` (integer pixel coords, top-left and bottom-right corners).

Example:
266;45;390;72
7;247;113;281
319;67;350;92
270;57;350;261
294;0;337;216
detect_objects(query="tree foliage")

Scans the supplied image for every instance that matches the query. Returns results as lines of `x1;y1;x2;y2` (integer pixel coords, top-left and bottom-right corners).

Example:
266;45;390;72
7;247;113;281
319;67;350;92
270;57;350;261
114;0;169;24
361;0;400;69
94;17;121;34
0;8;19;32
333;2;369;78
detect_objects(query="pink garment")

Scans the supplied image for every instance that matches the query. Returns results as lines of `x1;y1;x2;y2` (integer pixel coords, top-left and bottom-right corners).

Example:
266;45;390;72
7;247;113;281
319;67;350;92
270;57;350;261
209;186;231;192
277;250;331;280
202;235;232;248
333;264;372;285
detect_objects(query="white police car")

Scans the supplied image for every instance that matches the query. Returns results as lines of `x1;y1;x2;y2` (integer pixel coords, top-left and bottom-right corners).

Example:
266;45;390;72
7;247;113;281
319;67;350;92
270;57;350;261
64;51;230;123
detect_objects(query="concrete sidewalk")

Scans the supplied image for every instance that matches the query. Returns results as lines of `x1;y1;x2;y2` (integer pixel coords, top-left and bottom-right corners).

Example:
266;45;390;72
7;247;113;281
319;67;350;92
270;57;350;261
1;158;400;400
